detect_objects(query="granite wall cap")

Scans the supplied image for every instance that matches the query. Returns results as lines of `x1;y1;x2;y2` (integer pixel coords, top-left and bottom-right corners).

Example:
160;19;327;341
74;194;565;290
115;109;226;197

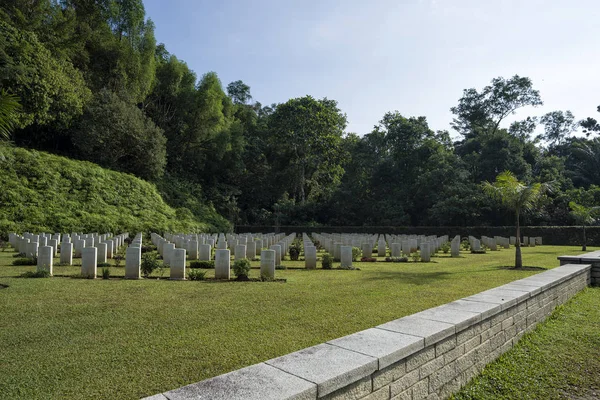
377;315;455;347
160;363;316;400
444;298;502;320
265;343;377;397
328;327;424;370
411;305;481;331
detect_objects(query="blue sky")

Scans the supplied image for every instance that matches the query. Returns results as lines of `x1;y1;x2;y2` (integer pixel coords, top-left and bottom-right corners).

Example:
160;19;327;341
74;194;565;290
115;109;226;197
144;0;600;137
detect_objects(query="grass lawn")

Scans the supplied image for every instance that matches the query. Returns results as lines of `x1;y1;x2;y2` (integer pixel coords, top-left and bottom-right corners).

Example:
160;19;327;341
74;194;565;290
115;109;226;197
0;244;594;399
452;286;600;400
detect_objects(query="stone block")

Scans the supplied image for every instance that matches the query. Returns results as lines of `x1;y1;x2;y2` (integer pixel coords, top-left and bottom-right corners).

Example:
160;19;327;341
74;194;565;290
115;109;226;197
266;343;377;397
60;242;73;265
37;246;53;276
406;347;436;372
81;247;97;278
412;305;481;332
379;316;455;347
305;246;317;269
389;369;419;396
215;249;231;279
170;248;186;280
125;246;141;279
260;250;275;279
329;328;424;370
373;360;406;390
161;362;316;400
321;376;372;400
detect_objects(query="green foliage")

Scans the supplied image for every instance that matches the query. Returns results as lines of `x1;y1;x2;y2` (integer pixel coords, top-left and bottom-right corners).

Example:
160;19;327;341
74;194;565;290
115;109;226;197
0;89;21;140
351;246;361;262
189;260;215;269
101;267;110;279
20;270;50;278
187;269;206;281
411;252;421;262
72;89;166;180
12;258;35;266
140;252;160;277
461;239;471;251
0;20;91;129
0;144;218;236
321;253;333;269
289;240;301;261
440;242;451;254
232;258;251;278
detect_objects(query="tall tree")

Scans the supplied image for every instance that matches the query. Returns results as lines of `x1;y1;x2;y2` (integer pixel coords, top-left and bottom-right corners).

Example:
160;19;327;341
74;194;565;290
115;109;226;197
569;201;600;251
482;171;552;269
540;110;576;146
451;75;543;138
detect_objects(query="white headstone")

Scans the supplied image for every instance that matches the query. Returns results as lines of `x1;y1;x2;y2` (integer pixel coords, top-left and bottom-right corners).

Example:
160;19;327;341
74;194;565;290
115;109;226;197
305;246;317;269
215;249;231;279
340;245;353;268
60;242;73;265
81;247;97;278
260;249;276;279
37;246;53;275
125;246;141;279
170;248;186;280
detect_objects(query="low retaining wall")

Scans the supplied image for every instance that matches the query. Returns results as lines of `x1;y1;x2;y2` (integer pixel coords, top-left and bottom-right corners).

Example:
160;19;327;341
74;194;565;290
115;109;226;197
143;264;592;400
558;250;600;286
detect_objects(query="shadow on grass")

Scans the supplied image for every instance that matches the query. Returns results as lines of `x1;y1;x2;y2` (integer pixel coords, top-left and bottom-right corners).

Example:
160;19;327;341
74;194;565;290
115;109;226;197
363;270;452;285
492;265;548;271
0;283;8;289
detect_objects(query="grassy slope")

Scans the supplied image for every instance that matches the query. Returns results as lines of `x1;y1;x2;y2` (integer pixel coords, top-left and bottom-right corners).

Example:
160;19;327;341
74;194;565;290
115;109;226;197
0;245;593;399
0;144;230;234
453;286;600;400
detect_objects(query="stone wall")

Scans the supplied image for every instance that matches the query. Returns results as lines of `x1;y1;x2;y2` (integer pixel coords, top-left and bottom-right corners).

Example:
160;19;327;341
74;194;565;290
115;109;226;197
558;250;600;286
143;263;591;400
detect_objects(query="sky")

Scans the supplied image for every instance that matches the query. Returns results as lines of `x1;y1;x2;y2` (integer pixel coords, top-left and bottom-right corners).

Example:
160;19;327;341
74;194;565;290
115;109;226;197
144;0;600;137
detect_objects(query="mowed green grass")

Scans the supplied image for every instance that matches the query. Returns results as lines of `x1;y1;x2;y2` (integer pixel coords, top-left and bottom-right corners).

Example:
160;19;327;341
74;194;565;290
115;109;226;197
0;245;593;399
453;286;600;400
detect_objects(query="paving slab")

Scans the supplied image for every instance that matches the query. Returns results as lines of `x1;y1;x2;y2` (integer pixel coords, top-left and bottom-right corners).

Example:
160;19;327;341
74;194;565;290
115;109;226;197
161;363;316;400
328;327;424;369
266;343;377;397
410;305;481;332
378;316;455;346
444;298;502;320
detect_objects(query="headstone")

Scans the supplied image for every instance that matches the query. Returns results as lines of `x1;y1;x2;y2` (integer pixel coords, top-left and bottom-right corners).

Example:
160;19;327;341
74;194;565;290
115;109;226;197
340;245;353;268
106;240;114;259
215;249;231;279
451;237;460;257
37;246;53;276
81;247;97;278
270;244;282;267
235;245;247;261
125;246;141;279
260;250;276;279
60;242;73;265
48;239;58;255
26;241;39;259
529;237;536;247
391;243;402;257
420;243;430;262
97;242;107;264
188;240;199;260
361;243;372;259
304;246;317;269
199;244;212;261
472;239;481;251
163;243;175;266
378;239;387;257
246;241;256;259
170;248;186;280
523;237;529;246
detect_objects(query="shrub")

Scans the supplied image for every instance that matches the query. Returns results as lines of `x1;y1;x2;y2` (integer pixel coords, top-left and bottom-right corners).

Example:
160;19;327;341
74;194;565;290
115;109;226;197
113;254;123;268
141;252;161;278
102;267;110;279
141;245;157;253
352;247;361;261
360;257;377;262
391;257;408;263
461;239;471;251
289;240;301;261
233;258;251;278
189;260;215;269
471;249;487;254
187;269;206;281
440;242;451;254
411;252;421;262
21;270;50;278
322;253;333;269
13;258;36;266
13;252;26;258
0;240;8;252
97;262;111;268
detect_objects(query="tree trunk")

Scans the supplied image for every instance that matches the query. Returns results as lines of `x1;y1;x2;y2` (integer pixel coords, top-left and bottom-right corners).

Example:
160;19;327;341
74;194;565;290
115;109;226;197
515;210;522;269
582;224;587;251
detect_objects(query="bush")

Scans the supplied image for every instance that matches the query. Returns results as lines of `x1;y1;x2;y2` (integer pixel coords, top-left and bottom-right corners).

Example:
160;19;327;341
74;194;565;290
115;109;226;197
352;247;361;261
141;252;161;278
21;270;50;278
386;257;408;263
113;254;123;268
440;242;451;254
13;258;36;266
289;241;301;261
322;253;333;269
187;269;206;281
97;262;111;268
471;249;487;254
189;260;215;269
461;239;471;251
411;252;421;262
102;267;110;279
141;245;157;253
233;258;251;278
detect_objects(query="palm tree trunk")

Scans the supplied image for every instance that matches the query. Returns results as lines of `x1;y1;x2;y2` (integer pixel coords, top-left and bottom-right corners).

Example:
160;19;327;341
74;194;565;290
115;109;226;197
582;224;587;251
515;210;522;269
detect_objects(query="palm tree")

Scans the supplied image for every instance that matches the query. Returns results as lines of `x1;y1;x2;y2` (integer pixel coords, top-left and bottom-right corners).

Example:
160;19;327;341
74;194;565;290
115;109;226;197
0;89;21;140
569;201;600;251
482;171;552;269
